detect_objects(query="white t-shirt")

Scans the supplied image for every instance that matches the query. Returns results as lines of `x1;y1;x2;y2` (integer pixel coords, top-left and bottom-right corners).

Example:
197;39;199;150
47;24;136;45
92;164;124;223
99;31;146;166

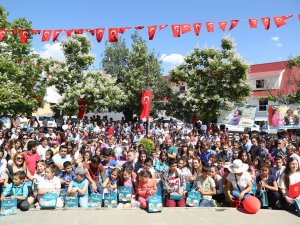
226;172;252;191
278;171;300;195
38;176;61;193
37;145;48;160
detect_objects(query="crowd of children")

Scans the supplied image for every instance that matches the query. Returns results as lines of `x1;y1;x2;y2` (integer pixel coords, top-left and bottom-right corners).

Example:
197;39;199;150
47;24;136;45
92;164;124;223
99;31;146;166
0;117;299;215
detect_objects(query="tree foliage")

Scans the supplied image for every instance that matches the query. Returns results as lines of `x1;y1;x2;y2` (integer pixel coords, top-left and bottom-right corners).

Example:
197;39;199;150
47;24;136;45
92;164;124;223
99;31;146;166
168;36;251;123
101;32;171;120
45;35;124;116
0;6;47;115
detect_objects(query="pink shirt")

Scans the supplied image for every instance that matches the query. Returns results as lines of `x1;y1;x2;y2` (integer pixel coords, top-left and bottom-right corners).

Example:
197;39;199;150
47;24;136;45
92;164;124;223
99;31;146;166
123;178;136;195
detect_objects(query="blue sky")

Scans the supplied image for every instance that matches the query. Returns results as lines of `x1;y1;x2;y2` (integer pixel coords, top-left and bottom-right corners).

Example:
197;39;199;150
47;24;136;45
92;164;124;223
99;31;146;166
2;0;300;74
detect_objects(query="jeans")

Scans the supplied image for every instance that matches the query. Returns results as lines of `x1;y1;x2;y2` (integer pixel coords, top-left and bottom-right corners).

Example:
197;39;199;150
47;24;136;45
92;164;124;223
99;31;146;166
199;199;215;207
78;195;89;208
232;190;251;200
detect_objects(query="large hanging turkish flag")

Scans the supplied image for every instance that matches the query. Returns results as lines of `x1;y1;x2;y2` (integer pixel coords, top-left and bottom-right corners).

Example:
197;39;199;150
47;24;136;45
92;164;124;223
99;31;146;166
140;89;153;120
78;99;87;120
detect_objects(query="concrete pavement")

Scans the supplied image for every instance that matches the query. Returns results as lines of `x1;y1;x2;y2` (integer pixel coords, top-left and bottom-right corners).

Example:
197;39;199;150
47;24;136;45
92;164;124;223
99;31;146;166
0;207;299;225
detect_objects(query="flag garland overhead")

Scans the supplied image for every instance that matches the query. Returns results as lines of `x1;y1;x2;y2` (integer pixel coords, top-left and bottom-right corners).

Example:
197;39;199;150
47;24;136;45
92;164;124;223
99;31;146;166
0;13;298;44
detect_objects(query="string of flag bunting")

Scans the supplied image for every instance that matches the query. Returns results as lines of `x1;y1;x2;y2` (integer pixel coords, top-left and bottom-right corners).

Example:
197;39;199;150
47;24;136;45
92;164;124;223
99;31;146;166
0;13;299;44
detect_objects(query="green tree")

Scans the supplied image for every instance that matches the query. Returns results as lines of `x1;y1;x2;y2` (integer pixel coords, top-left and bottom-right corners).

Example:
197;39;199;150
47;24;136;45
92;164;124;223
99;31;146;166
101;32;171;120
168;36;251;123
0;6;47;115
45;35;124;116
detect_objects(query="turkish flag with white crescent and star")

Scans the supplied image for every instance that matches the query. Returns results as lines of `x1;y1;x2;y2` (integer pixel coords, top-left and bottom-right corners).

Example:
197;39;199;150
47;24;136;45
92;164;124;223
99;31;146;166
261;17;271;30
108;28;118;42
218;21;227;31
19;30;29;44
229;20;239;30
65;29;74;37
159;24;168;30
53;30;62;42
171;24;181;37
42;30;52;42
140;89;153;120
135;26;144;30
206;22;214;32
86;29;95;36
273;16;288;28
193;23;202;36
78;99;87;120
181;24;191;34
95;28;105;42
148;26;157;40
0;29;7;41
31;30;41;35
118;27;131;34
248;19;258;28
74;29;84;34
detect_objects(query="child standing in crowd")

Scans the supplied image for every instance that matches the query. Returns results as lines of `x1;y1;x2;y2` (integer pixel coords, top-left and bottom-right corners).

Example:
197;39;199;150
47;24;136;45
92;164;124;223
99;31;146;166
1;171;30;211
137;170;157;209
118;167;137;208
38;164;63;208
195;167;216;207
162;158;186;207
66;167;89;208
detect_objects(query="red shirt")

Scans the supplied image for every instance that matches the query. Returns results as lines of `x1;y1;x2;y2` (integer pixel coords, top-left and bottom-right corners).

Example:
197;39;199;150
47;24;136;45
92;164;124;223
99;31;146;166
23;151;40;176
84;163;104;183
106;127;114;136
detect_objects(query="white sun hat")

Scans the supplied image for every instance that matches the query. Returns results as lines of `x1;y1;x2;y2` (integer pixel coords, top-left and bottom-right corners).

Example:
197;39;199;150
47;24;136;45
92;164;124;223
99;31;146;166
228;159;249;173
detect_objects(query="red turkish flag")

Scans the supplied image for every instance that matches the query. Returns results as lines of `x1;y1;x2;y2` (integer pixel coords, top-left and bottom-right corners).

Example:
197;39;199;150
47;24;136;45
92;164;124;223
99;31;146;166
31;30;41;34
19;30;30;44
159;24;168;30
135;26;144;30
85;29;95;36
261;17;271;30
118;27;131;34
181;24;191;34
108;28;118;42
0;29;7;41
74;29;84;34
229;20;239;30
95;28;105;42
52;30;62;42
12;29;18;35
42;30;52;42
147;26;157;40
273;16;287;27
248;19;258;28
65;29;74;37
283;14;294;20
78;99;87;120
298;14;300;21
171;24;181;37
218;21;227;31
140;89;152;120
193;23;202;36
206;22;214;32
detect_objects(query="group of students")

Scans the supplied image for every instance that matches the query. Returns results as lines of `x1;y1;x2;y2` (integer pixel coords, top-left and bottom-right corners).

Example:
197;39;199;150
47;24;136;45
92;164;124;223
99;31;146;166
0;119;299;215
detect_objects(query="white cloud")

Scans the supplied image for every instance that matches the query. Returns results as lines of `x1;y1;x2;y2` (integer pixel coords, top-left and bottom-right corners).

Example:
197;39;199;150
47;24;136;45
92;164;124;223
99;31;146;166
275;43;283;47
160;53;184;65
271;36;280;41
35;43;65;61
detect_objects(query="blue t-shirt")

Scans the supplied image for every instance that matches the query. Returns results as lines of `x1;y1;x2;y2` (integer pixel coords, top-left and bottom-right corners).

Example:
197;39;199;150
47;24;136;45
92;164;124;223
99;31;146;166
101;160;118;178
72;178;88;197
200;149;216;166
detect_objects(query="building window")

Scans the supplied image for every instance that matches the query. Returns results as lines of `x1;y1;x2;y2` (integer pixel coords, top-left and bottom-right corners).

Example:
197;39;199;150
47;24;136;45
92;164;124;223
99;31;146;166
259;99;268;111
256;79;265;89
179;86;186;93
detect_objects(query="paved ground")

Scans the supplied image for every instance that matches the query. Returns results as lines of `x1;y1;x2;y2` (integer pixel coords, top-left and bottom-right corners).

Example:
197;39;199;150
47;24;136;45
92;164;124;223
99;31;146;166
0;207;299;225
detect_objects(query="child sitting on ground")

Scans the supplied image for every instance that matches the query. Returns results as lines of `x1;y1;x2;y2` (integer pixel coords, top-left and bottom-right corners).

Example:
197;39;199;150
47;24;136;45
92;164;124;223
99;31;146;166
118;167;138;208
137;170;157;209
1;171;30;211
101;168;122;195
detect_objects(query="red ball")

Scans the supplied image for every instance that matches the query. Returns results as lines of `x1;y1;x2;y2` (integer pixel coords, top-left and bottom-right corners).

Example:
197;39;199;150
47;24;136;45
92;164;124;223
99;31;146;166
243;196;261;214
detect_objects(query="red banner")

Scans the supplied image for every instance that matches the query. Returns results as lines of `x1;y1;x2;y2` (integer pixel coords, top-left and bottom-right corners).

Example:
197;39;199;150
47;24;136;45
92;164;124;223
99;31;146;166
78;99;87;120
140;89;152;120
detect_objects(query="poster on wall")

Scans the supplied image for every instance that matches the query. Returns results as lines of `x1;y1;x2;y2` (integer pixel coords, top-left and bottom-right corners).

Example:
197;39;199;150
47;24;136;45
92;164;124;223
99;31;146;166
268;105;300;129
218;104;257;127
